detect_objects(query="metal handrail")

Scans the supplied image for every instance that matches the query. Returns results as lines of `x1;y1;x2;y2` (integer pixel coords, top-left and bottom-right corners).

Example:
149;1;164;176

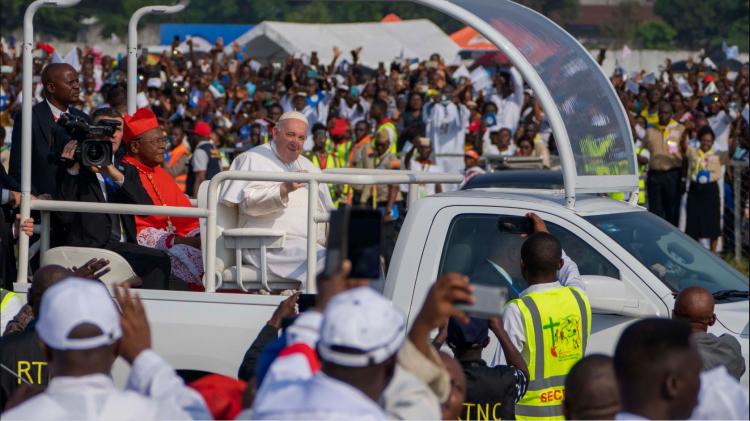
204;170;462;293
17;169;463;293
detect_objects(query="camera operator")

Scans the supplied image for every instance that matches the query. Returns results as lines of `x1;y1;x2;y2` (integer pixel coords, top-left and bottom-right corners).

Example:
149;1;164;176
55;108;171;289
9;63;87;197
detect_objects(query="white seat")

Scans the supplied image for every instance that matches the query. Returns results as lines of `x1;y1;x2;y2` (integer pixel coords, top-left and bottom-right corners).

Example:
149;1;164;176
41;246;137;287
197;181;296;292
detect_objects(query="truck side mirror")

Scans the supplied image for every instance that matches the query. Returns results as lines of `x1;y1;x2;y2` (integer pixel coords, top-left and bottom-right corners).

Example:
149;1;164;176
581;275;649;318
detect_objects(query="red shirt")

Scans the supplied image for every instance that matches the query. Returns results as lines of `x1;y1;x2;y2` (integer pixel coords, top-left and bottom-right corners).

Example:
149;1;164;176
122;155;200;236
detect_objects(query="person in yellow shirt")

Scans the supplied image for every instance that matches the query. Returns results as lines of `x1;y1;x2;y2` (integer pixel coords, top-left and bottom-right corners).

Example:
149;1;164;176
641;102;685;226
683;126;729;251
640;87;661;128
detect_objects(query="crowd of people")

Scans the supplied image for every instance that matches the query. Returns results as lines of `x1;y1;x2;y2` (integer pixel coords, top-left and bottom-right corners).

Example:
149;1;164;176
0;34;748;420
1;39;748;261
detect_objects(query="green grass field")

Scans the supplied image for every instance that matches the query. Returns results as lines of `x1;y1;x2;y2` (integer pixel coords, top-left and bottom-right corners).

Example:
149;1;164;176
722;253;750;277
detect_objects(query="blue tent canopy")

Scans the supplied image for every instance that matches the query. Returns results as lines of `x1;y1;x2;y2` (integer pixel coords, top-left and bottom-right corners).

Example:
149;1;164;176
159;23;254;45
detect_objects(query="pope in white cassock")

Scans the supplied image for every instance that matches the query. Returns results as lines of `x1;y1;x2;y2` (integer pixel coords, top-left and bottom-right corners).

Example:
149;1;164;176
219;111;335;284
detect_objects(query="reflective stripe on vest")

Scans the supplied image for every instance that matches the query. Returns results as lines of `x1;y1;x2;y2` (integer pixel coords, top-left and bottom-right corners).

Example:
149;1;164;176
1;289;16;311
514;287;591;420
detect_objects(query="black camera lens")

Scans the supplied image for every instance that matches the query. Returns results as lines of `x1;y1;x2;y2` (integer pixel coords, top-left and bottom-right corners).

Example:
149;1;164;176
86;143;105;161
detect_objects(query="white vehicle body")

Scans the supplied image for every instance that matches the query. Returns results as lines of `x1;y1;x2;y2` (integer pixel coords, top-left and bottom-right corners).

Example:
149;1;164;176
13;186;748;387
13;0;747;391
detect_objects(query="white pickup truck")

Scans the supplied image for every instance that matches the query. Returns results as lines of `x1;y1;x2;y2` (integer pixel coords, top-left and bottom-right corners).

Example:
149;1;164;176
53;170;742;387
146;175;750;387
12;0;747;389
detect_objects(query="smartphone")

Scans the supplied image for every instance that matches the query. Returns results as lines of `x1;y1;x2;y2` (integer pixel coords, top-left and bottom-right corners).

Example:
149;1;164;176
324;207;382;279
497;216;533;236
455;284;508;318
298;293;317;313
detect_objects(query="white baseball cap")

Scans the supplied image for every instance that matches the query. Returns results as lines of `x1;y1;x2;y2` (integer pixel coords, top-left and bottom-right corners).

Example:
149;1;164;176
318;287;405;367
36;278;122;350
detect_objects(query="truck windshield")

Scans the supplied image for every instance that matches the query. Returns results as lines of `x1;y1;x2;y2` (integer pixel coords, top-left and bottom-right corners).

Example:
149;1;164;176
585;212;748;300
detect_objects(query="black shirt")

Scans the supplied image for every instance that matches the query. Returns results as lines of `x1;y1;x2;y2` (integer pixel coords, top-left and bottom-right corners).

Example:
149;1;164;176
0;325;48;412
460;358;528;420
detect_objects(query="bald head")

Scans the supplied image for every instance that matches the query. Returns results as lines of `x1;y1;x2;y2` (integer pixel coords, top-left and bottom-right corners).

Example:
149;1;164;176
673;287;715;332
29;265;73;317
41;63;80;108
564;354;620;420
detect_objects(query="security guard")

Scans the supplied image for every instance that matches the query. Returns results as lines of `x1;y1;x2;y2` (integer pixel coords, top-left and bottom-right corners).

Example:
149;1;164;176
304;124;342;206
185;121;222;198
609;141;648;205
438;317;529;420
1;288;23;334
370;98;398;154
493;215;591;420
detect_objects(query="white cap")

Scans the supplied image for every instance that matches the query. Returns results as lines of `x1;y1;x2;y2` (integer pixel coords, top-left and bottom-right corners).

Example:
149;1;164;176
318;287;405;367
278;111;309;126
286;310;323;347
36;278;122;350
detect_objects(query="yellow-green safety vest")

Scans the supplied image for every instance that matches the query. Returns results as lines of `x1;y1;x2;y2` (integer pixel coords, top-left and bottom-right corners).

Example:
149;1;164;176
325;139;353;168
609;146;647;204
1;289;17;311
375;121;398;155
513;286;591;420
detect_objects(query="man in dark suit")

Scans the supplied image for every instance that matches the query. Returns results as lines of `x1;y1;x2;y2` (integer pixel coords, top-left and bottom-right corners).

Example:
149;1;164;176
56;109;171;289
9;63;87;196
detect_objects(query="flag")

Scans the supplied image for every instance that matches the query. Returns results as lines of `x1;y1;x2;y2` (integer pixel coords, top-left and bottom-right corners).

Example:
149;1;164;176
702;57;717;70
452;65;470;81
676;75;693;97
111;33;121;45
642;72;657;85
469;66;492;93
621;45;631;61
50;49;81;72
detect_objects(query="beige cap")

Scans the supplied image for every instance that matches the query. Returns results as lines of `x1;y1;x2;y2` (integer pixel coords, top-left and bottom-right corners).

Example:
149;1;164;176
375;129;390;143
414;136;431;147
278;111;309;126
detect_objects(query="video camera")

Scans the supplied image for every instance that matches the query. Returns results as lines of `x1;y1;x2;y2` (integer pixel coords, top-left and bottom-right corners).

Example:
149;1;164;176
57;114;120;167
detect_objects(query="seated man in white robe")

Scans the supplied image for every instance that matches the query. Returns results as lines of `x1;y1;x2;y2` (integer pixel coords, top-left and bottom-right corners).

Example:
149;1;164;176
219;111;335;284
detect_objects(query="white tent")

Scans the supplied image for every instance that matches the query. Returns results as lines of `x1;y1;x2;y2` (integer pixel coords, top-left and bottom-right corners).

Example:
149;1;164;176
227;19;460;68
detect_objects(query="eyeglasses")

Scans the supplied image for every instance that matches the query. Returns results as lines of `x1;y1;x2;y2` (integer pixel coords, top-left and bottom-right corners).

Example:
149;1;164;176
134;136;169;146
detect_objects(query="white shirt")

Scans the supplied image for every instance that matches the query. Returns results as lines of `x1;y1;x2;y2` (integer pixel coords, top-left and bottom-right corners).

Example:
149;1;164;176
247;372;387;420
46;99;67;121
708;110;732;152
482;142;516;157
490;67;524;135
491;250;584;366
690;366;749;420
400;158;443;196
3;350;206;420
190;140;213;172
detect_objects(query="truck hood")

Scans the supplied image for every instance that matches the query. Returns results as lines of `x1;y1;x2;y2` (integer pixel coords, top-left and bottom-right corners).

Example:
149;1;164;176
715;300;749;336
